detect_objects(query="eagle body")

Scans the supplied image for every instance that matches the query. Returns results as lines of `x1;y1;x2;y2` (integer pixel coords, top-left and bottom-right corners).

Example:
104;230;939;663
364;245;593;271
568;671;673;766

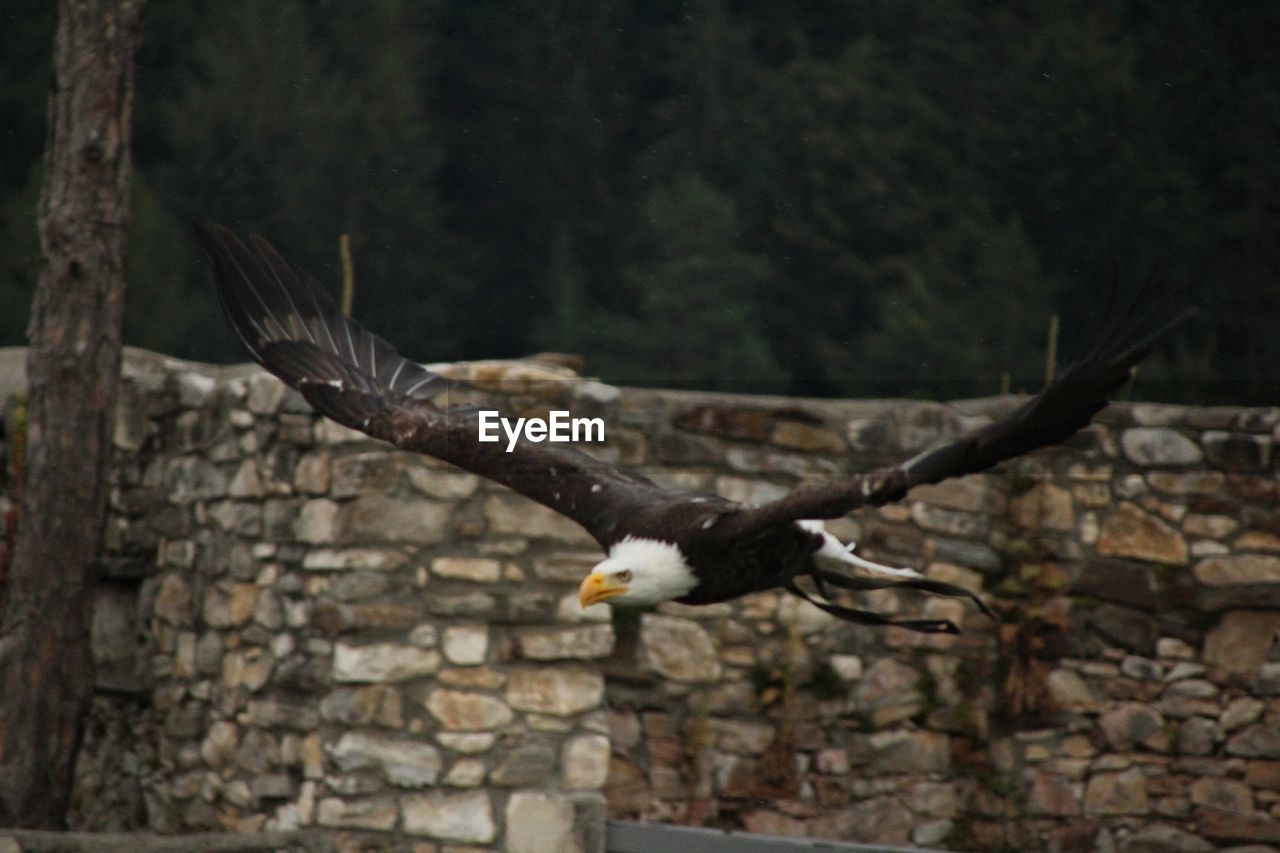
196;224;1188;635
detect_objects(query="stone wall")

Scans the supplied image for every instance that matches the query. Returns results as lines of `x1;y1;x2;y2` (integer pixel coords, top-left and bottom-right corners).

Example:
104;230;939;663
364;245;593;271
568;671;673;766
1;347;1278;851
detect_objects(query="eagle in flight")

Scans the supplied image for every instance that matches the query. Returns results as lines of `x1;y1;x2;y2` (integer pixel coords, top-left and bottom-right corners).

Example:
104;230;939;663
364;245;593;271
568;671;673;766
196;225;1186;635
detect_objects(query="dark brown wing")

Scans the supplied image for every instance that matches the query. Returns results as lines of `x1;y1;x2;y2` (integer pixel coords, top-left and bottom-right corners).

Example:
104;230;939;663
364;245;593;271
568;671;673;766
713;275;1193;539
195;224;670;547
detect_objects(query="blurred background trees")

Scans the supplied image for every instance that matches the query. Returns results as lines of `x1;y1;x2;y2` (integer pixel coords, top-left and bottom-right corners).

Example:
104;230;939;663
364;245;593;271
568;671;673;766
1;0;1275;402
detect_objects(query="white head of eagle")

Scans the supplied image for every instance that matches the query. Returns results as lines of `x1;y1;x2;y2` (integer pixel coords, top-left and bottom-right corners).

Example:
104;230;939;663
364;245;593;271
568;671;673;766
578;536;698;608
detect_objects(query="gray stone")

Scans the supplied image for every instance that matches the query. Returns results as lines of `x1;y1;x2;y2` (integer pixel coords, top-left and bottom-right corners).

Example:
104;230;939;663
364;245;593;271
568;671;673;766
1156;636;1197;659
253;588;283;629
866;730;950;775
1121;823;1214;853
444;757;487;787
507;667;604;716
485;493;594;544
715;476;791;505
227;459;263;498
329;731;442;787
777;595;837;634
293;498;338;544
1010;481;1075;531
330;451;405;496
164;457;228;504
222;646;274;691
1025;769;1082;816
1203;430;1271;471
828;654;863;682
423;591;497;617
1178;717;1221;756
315;796;397;830
196;632;223;675
1227;724;1280;758
431;556;502;582
1047;668;1101;712
909;503;986;538
1119;655;1162;680
533;552;599;582
406;467;479;499
247;372;286;414
318;685;403;727
707;719;776;756
640;614;721;682
912;819;954;847
1190;775;1254;814
1075;559;1160;609
1221;697;1265;731
250;773;295;800
314;417;366;444
1097;503;1188;564
401;790;495;843
492;741;556;786
1100;702;1168;752
1164;661;1206;681
338;494;451;544
931;537;1003;572
1204;610;1280;674
332;642;441;683
153;574;193;625
563;734;610;790
1084;767;1149;815
1121;427;1203;466
908;475;989;512
237;699;320;731
302;547;409;571
225;582;259;624
854;659;925;726
199;720;238;767
442;624;489;665
518;625;615;660
505;791;577;853
1256;663;1280;695
425;689;514;731
293;449;331;494
1195;554;1280;586
437;732;496;754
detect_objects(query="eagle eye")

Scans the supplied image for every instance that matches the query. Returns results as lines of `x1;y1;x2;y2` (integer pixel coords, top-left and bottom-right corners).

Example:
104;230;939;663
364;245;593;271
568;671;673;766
616;569;633;583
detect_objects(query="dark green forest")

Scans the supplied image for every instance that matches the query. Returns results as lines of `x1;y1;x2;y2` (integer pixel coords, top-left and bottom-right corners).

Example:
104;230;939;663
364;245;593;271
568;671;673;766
1;1;1276;402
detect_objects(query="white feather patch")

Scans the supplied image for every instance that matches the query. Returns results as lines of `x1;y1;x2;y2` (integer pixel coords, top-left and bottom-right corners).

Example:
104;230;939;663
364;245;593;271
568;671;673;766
798;520;921;579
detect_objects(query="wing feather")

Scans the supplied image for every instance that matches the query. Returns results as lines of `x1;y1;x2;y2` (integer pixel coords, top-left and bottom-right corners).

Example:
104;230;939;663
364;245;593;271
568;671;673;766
716;277;1192;536
196;224;664;546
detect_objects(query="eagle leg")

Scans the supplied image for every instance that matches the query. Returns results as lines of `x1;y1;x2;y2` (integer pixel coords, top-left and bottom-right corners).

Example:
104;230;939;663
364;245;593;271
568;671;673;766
786;565;996;634
813;568;995;621
786;580;961;634
808;563;833;600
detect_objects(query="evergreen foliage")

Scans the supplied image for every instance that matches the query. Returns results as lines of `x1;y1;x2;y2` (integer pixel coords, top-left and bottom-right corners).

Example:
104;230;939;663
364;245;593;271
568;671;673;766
0;0;1275;402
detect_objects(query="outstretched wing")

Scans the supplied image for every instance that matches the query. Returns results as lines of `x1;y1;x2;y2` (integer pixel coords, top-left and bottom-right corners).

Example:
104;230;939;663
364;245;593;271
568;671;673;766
716;276;1193;537
195;224;668;547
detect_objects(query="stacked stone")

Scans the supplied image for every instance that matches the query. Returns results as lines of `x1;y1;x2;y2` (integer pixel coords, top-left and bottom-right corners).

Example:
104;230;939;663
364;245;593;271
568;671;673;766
79;353;620;851
600;396;1280;851
53;348;1280;851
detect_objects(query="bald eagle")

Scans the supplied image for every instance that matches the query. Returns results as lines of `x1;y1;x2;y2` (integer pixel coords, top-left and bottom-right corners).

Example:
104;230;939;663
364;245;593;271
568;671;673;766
196;225;1186;634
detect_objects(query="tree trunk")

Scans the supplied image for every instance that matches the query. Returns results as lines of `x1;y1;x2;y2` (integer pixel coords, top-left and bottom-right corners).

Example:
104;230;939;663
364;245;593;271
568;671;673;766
0;0;144;828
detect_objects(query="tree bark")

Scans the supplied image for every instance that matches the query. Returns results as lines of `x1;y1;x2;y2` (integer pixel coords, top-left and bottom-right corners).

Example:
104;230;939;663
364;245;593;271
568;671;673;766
0;0;144;828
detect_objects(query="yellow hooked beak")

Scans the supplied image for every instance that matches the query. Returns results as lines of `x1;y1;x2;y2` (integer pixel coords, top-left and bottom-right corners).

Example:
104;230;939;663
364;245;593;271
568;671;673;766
579;572;628;608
